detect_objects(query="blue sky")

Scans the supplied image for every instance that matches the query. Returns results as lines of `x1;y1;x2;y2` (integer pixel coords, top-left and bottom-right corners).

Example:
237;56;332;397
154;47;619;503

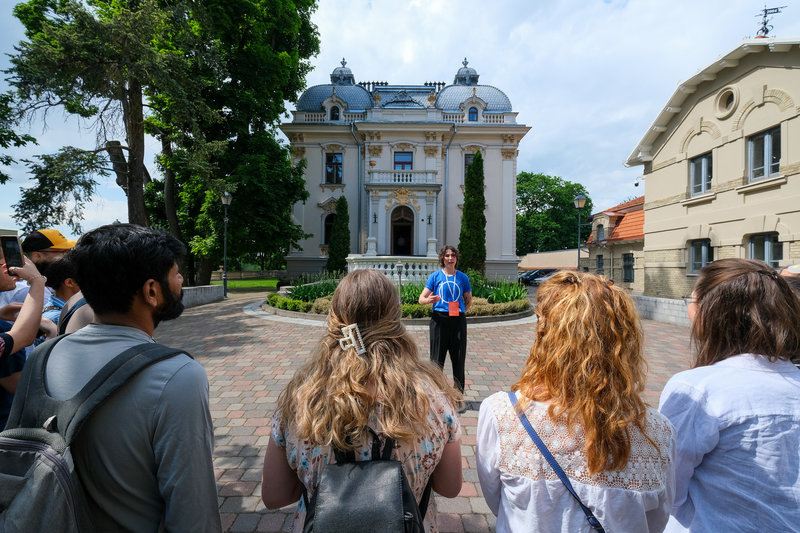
2;0;799;240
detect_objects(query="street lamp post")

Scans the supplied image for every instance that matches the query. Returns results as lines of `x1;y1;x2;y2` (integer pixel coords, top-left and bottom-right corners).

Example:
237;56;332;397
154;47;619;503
574;194;587;271
396;260;404;297
221;191;233;298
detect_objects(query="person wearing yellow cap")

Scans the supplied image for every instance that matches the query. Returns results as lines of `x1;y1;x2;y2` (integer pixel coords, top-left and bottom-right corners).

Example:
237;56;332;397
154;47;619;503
21;229;77;279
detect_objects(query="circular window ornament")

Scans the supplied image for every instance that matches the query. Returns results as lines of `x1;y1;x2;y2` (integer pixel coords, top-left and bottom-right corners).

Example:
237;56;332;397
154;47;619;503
714;86;738;119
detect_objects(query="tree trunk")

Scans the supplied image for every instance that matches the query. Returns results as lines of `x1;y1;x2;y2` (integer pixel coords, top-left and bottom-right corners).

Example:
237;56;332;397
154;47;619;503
196;256;214;286
126;79;149;226
161;136;182;238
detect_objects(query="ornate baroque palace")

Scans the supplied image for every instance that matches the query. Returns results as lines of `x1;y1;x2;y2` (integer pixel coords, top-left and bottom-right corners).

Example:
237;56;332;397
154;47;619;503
281;59;530;280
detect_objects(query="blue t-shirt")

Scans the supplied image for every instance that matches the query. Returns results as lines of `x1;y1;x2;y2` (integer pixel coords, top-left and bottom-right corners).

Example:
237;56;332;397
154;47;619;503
425;270;472;313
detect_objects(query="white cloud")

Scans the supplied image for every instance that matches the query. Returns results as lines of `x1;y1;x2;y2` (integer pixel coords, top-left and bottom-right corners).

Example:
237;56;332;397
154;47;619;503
2;0;800;235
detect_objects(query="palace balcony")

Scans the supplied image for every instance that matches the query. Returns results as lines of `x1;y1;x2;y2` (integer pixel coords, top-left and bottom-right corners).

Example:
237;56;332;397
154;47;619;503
366;170;438;185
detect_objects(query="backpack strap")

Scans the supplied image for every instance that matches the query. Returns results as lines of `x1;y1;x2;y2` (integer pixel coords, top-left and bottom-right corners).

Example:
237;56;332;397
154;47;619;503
7;337;188;445
58;297;87;335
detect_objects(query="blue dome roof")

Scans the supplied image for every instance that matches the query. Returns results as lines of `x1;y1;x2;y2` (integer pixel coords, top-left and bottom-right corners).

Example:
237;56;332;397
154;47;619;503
435;85;512;112
296;84;372;112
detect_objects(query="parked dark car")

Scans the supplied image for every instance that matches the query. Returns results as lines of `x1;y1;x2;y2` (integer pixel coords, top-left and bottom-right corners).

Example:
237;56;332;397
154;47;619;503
520;268;557;285
531;270;560;286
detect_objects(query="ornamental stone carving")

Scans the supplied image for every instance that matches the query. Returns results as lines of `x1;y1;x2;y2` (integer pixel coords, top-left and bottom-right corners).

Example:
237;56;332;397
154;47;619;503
385;188;420;211
502;134;517;144
501;148;517;160
394;143;413;151
291;146;306;158
425;131;438;142
368;145;383;157
289;133;304;143
424;146;438;157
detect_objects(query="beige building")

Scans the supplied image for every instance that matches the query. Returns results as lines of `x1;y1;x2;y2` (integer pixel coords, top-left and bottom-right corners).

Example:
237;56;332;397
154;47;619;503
281;59;530;280
626;37;800;299
583;196;645;293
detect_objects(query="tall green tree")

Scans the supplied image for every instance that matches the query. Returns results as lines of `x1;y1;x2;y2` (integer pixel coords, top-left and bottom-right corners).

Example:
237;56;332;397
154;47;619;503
7;0;213;226
148;0;318;283
326;196;350;273
516;172;593;255
458;151;486;274
0;92;35;184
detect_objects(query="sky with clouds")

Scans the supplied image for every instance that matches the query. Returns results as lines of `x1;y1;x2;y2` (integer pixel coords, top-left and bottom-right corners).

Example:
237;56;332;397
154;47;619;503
2;0;799;240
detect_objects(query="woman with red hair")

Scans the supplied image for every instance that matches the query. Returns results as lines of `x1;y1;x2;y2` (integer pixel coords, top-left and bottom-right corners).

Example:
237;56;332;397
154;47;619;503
477;271;675;532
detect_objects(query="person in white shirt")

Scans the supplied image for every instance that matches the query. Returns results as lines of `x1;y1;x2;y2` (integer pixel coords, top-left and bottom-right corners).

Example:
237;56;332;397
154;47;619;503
659;258;800;532
477;271;675;532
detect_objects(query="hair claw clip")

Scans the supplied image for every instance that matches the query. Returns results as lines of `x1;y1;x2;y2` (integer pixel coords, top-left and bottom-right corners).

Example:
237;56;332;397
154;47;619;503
339;323;366;354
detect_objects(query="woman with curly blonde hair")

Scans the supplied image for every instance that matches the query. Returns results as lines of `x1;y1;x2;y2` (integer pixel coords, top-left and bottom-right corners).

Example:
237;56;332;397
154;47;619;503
476;271;675;532
262;269;463;532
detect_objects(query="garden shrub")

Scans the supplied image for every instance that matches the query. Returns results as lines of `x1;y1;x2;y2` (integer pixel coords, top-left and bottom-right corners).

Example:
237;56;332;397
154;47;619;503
401;303;431;318
311;297;331;314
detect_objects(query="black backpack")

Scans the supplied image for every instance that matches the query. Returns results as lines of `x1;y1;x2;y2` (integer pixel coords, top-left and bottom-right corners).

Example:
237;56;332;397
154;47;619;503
302;428;433;533
0;337;187;532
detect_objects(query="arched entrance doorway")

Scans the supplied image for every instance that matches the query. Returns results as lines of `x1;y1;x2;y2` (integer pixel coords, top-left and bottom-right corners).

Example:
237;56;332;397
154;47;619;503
391;206;414;256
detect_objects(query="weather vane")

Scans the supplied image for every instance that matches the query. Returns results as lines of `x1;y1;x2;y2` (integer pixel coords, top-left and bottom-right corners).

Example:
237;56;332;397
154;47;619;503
756;5;787;37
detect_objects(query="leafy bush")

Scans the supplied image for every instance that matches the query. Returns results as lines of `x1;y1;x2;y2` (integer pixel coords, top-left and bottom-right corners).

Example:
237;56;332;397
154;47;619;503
311;297;331;314
467;297;530;316
401;303;432;318
267;293;283;307
487;282;528;303
287;272;340;302
400;282;426;305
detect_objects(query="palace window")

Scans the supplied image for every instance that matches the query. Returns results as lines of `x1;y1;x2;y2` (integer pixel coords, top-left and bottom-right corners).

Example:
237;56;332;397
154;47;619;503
330;106;340;121
325;153;343;184
394;152;413;170
689;239;713;273
623;253;634;282
596;254;604;275
323;213;335;244
749;232;782;268
596;225;605;241
468;107;478;122
748;126;780;182
690;152;713;195
464;153;474;181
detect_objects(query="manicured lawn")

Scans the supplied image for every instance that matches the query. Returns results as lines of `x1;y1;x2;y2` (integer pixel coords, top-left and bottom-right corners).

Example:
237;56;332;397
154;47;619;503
210;279;279;289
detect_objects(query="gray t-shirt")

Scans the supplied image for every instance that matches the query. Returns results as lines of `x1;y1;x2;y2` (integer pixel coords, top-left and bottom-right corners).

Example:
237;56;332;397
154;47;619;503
45;323;221;532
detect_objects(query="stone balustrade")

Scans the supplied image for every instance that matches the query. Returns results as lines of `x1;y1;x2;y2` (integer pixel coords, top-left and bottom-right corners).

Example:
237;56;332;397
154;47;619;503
366;170;438;185
346;255;439;283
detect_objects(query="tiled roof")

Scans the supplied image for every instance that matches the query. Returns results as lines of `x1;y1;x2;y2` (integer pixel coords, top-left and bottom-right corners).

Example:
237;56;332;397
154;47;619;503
435;85;512;112
585;196;644;244
608;209;644;241
596;195;644;216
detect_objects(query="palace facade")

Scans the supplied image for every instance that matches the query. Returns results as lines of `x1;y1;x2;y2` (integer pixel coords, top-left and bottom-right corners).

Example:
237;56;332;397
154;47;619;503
281;59;530;280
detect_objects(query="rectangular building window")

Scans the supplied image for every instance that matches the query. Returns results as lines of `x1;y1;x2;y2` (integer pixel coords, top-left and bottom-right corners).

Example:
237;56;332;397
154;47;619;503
623;253;634;282
748;126;780;182
749;232;782;268
690;239;713;273
464;153;474;182
325;153;343;184
394;151;413;170
690;152;713;195
596;254;604;276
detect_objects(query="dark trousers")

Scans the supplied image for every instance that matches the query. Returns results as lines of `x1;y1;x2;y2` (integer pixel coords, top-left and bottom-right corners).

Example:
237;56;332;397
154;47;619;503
429;311;467;393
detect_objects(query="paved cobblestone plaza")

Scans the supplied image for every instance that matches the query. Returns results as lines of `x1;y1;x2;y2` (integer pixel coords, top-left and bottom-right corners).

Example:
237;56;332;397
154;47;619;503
154;293;693;532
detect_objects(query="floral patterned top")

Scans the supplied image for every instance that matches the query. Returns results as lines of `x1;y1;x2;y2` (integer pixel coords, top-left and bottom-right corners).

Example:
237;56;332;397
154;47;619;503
271;384;462;532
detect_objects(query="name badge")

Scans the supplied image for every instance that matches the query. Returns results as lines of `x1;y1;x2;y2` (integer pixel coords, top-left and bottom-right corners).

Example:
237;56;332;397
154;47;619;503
448;300;459;316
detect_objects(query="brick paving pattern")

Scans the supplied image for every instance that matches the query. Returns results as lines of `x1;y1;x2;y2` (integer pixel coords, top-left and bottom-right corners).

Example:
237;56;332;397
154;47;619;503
154;292;692;532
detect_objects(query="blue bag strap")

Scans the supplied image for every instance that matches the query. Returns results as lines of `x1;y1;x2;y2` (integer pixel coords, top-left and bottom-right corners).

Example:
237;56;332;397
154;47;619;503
507;391;605;532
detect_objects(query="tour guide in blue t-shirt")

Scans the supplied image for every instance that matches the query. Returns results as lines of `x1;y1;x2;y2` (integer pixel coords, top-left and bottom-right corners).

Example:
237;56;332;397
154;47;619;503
419;245;472;395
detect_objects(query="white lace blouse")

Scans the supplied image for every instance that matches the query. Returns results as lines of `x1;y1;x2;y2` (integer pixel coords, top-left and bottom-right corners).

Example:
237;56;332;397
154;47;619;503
476;391;676;533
